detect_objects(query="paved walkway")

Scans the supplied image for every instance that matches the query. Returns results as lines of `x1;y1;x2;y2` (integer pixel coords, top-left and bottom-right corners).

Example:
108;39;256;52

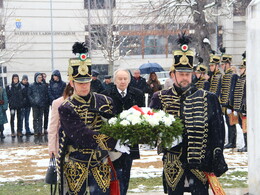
129;188;248;194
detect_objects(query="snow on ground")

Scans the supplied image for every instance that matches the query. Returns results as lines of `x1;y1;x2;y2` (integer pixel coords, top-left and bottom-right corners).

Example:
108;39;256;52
0;145;247;183
0;108;248;193
2;109;246;149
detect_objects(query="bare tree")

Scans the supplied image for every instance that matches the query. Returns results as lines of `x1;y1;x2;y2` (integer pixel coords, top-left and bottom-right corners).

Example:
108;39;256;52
140;0;250;65
77;0;134;76
0;4;29;67
0;4;25;87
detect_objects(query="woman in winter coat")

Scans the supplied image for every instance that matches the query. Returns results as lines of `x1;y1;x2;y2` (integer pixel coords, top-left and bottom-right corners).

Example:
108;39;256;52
6;74;23;137
0;87;8;139
48;83;73;157
147;72;162;103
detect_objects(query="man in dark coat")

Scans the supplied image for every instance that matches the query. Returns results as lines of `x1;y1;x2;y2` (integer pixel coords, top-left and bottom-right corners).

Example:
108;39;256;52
28;72;49;136
48;69;66;104
90;70;104;93
102;69;145;195
220;53;238;149
58;42;130;195
102;75;114;90
150;34;228;195
6;74;23;137
20;75;33;135
130;69;149;93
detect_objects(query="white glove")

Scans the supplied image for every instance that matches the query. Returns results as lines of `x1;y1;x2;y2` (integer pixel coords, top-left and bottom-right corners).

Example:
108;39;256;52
115;140;130;154
227;108;232;115
233;111;238;116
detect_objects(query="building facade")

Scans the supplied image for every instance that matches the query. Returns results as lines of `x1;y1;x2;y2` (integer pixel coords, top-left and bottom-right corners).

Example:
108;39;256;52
0;0;247;86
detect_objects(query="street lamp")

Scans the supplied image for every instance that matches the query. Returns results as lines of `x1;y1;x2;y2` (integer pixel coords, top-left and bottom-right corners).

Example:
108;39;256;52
50;0;54;71
215;0;221;51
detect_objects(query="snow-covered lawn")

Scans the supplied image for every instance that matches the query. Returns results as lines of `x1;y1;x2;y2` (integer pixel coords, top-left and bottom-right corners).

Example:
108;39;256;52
0;145;247;183
0;109;248;192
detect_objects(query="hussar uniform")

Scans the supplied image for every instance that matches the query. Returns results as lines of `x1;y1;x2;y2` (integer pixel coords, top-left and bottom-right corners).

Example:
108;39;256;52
233;52;247;152
220;53;238;149
58;42;117;195
194;64;210;90
150;34;228;195
209;54;222;98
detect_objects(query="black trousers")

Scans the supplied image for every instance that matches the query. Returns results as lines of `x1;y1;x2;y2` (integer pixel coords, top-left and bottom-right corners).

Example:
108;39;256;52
43;105;50;130
10;108;22;134
224;114;237;147
167;170;209;195
113;153;133;195
32;107;44;134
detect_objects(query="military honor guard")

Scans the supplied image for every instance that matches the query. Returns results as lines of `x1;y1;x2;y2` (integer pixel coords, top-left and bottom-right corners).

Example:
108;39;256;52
58;42;130;195
208;52;222;98
219;47;239;149
193;58;210;90
149;33;228;195
233;52;247;152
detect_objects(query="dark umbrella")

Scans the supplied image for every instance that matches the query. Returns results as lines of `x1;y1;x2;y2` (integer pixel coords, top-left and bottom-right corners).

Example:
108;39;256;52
139;63;164;74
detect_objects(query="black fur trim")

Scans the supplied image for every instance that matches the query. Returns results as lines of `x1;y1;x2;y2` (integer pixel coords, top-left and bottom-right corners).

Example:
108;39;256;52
72;42;88;55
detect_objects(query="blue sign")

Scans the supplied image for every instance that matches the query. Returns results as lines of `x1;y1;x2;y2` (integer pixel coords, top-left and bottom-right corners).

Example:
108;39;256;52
15;19;21;29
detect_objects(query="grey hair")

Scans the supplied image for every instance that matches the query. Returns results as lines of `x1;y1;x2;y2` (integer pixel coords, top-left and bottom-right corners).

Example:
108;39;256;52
113;69;131;81
133;69;140;73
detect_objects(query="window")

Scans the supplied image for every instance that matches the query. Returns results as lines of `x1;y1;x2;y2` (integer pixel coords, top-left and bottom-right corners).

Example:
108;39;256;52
0;0;3;8
167;35;178;54
144;36;166;55
120;36;142;55
84;0;116;9
85;23;188;57
88;25;108;49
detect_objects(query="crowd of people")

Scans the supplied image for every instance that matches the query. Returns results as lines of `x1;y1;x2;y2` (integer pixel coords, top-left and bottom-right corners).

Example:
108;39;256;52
0;38;247;195
0;70;66;138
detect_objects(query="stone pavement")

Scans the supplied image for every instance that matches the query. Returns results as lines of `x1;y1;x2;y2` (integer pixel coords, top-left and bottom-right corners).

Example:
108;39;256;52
129;188;248;194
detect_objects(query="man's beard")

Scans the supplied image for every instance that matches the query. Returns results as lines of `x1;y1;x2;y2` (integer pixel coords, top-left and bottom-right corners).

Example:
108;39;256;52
179;81;191;91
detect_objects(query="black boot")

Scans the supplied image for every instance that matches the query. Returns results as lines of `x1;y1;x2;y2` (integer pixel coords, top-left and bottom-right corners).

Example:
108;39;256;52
224;125;237;149
224;143;233;149
238;133;247;152
0;130;5;139
231;125;237;148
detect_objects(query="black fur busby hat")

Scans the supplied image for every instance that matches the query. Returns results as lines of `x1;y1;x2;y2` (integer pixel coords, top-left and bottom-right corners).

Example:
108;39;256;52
240;51;246;68
195;57;208;74
68;42;92;83
209;50;221;65
220;47;232;63
172;32;194;72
